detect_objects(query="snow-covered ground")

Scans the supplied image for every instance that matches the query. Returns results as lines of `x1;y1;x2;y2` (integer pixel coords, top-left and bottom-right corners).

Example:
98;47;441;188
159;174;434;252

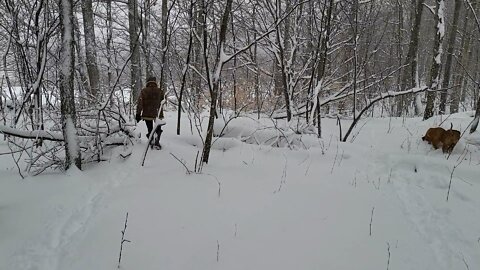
1;112;480;270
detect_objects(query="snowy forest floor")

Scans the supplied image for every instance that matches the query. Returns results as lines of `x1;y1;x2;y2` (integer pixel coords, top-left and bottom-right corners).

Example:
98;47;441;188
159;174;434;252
1;111;480;270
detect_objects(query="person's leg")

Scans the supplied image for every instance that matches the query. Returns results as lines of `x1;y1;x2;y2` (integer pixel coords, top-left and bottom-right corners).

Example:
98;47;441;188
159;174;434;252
153;125;163;146
145;120;153;138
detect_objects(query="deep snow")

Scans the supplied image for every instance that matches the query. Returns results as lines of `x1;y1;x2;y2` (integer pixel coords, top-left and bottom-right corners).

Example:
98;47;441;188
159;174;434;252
1;111;480;270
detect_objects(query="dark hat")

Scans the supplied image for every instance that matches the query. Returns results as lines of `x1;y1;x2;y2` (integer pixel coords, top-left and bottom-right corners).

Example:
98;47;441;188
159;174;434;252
147;76;157;82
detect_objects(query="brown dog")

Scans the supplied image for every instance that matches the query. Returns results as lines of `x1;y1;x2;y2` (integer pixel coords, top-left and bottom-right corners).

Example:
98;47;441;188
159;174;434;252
442;127;461;154
422;127;446;150
422;124;461;153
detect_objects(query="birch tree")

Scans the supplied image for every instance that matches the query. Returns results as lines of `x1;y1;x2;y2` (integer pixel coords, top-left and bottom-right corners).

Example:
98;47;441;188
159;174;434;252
423;0;445;120
192;0;205;108
159;0;169;89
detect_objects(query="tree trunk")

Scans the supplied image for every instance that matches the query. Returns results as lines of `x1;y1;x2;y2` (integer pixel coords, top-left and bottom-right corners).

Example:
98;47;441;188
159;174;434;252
274;0;291;122
0;77;3;111
315;0;334;138
177;0;195;135
106;0;113;92
253;3;260;119
192;0;204;109
144;0;153;78
452;0;479;112
202;0;233;164
395;0;404;106
451;18;468;113
439;0;461;114
231;13;237;114
273;0;283;99
159;0;168;89
32;0;47;141
59;0;81;170
471;95;480;133
305;0;315;123
352;0;358;120
128;0;142;101
73;15;89;106
423;0;445;120
396;0;425;116
81;0;100;99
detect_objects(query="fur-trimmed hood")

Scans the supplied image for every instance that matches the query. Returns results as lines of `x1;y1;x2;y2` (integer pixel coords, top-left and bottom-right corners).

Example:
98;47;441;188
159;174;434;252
146;81;158;88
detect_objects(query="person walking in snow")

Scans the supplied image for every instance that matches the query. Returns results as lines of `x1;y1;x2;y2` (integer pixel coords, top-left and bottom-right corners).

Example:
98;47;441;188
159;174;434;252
135;76;164;147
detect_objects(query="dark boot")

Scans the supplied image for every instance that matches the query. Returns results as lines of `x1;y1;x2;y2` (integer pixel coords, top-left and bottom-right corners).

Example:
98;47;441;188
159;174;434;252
153;126;163;149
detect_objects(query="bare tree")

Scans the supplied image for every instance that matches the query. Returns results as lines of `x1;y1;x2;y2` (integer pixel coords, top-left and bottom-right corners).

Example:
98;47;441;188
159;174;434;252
423;0;445;120
59;0;81;170
105;0;114;92
159;0;169;89
191;0;205;109
177;0;195;135
273;0;292;122
81;0;100;99
143;0;153;78
310;0;335;138
396;0;425;116
439;0;462;114
464;0;480;133
450;0;479;113
128;0;142;101
201;0;234;164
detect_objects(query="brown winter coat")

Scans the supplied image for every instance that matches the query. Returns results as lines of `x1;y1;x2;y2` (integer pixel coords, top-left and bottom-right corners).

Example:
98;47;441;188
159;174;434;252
136;81;164;120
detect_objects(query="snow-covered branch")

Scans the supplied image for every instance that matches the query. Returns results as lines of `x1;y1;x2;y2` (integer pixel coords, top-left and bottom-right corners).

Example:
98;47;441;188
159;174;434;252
0;125;63;141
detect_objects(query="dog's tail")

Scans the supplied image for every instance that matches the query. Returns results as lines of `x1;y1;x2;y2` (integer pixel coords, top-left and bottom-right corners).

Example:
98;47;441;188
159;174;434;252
450;123;453;130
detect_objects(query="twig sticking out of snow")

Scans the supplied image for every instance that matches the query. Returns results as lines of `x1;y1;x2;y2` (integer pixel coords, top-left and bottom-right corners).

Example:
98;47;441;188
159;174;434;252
204;173;221;198
446;149;468;201
216;240;220;262
372;177;381;190
274;158;288;194
118;212;131;269
369;207;375;236
387;169;393;184
386;242;391;270
350;171;358;187
170;152;192;174
6;137;25;179
195;150;204;173
337;116;342;140
462;253;470;270
169;152;206;175
330;142;339;174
